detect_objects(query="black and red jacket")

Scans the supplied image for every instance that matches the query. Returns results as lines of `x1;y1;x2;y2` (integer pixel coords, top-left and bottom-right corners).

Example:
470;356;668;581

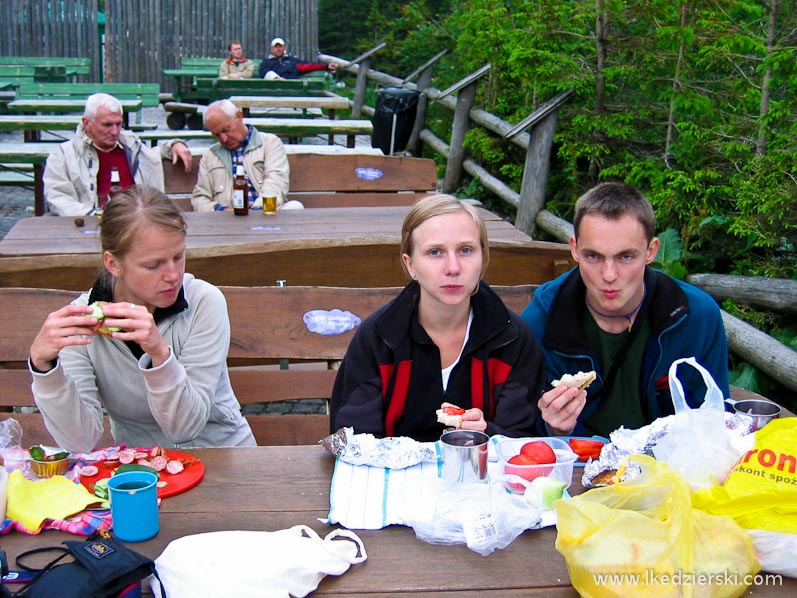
330;281;545;441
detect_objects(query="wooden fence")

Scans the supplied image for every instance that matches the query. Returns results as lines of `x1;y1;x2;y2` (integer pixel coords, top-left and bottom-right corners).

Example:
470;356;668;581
1;0;320;91
0;0;101;81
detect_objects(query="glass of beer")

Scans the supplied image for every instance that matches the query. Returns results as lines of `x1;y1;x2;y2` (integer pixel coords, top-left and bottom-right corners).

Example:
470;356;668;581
261;192;277;215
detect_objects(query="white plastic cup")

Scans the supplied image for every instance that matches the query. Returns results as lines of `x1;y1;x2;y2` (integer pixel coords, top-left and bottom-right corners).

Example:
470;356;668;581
440;430;489;483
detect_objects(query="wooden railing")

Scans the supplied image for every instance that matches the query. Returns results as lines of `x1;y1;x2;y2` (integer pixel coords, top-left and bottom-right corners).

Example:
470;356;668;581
318;48;797;396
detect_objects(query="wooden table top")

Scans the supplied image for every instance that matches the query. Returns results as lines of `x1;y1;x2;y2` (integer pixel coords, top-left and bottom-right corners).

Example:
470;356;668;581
0;207;530;257
0;114;82;131
0;445;790;597
229;95;351;110
8;99;143;114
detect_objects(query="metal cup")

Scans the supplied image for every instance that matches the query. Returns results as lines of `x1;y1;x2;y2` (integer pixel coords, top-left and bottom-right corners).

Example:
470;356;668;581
440;430;489;483
732;399;781;432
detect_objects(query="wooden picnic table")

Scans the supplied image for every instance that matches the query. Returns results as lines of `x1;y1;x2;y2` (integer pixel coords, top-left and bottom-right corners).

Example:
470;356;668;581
7;99;143;128
229;94;351;118
0;445;790;597
0;115;157;142
139;117;371;147
0;142;385;216
0;208;574;290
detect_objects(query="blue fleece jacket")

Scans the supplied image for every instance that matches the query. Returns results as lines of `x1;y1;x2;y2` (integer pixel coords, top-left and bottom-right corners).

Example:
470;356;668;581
521;267;730;436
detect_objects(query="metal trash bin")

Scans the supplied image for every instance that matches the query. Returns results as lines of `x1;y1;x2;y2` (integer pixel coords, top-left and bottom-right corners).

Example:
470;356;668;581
371;87;420;155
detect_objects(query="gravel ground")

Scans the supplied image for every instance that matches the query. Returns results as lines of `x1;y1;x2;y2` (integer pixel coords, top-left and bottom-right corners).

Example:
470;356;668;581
1;105;328;417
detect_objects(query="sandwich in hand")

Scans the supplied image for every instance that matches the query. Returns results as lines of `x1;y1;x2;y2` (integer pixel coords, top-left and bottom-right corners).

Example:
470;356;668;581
551;370;596;391
436;404;466;428
88;301;122;337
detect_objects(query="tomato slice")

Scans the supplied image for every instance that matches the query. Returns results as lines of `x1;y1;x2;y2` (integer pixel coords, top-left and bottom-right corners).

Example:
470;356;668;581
442;406;466;416
568;439;604;452
568;439;604;461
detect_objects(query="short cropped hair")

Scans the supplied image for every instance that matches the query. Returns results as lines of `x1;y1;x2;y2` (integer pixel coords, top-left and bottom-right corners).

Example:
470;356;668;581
84;93;123;121
573;182;656;242
400;194;489;278
203;99;239;126
228;40;242;51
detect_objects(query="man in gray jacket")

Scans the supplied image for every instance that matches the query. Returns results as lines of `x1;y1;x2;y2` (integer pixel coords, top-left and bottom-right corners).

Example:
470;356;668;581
191;99;300;211
43;93;193;216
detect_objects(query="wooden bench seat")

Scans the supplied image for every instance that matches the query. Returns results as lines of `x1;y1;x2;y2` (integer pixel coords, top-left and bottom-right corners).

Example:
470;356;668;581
162;152;437;208
0;284;536;447
0;57;91;77
15;83;160;125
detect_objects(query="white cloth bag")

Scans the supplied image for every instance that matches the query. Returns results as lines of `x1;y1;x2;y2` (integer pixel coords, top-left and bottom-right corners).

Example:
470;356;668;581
149;526;367;598
652;357;741;489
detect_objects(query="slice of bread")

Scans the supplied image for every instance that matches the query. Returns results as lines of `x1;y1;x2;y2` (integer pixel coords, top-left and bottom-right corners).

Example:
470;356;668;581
436;409;464;428
551;370;597;391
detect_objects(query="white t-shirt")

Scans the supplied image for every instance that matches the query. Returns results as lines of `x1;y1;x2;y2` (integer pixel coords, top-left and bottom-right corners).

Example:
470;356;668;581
441;309;474;391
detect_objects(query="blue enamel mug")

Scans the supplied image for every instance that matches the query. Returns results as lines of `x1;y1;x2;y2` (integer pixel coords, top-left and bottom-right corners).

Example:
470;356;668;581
107;471;159;542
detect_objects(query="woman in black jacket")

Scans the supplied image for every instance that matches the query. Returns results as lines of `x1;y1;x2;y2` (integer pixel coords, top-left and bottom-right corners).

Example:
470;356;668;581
330;194;576;441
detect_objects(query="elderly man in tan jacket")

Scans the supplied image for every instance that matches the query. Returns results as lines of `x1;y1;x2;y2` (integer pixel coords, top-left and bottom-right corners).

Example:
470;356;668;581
191;99;301;212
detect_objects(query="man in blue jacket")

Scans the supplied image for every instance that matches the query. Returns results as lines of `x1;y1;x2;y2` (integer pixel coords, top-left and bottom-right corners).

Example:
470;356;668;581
258;37;336;80
521;182;730;437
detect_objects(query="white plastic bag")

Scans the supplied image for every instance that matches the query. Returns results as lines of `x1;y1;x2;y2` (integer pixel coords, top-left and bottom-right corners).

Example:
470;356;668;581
398;477;541;556
652;357;741;489
747;529;797;578
149;526;366;598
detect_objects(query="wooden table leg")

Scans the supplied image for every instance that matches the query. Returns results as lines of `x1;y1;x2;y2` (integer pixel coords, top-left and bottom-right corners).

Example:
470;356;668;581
34;164;45;216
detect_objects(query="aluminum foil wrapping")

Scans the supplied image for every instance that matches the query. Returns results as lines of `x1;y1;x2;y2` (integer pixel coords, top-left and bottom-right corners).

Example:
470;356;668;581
321;427;437;469
582;412;754;488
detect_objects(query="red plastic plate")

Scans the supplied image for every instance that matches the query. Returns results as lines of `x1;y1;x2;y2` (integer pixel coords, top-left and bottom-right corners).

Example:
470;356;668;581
79;448;204;499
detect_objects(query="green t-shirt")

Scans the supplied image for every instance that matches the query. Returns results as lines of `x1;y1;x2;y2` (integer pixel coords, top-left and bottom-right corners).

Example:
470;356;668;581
583;312;650;436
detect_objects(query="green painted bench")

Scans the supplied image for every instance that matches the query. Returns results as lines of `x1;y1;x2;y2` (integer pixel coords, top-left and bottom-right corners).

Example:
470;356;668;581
0;57;90;76
14;83;160;124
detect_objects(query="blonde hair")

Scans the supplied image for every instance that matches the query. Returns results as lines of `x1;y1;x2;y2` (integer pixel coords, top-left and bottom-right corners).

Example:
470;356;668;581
100;185;186;259
400;194;489;278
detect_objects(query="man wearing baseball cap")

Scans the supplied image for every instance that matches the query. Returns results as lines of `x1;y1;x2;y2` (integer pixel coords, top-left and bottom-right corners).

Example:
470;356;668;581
258;37;337;80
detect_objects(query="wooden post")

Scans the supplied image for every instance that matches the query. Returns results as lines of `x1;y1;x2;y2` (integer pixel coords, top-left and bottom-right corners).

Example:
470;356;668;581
352;61;370;119
343;43;387;119
514;113;558;237
440;64;491;194
402;50;447;157
506;90;574;237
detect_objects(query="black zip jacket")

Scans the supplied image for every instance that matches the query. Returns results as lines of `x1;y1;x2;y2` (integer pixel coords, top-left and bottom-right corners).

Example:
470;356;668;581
330;281;544;441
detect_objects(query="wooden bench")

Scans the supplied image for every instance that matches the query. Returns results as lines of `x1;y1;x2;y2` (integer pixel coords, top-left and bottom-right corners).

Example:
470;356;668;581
181;57;262;70
0;66;75;85
0;114;157;142
162;152;437;208
15;83;160;124
0;57;91;77
0;284;536;447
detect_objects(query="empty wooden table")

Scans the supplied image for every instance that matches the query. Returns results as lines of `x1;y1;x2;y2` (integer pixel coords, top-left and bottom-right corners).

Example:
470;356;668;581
8;99;143;128
0;207;574;290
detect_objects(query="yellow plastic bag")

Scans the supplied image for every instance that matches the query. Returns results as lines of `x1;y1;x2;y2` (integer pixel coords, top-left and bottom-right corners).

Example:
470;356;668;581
692;417;797;534
555;455;759;598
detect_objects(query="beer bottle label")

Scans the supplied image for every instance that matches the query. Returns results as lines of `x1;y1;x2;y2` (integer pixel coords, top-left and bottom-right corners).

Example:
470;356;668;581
232;188;245;209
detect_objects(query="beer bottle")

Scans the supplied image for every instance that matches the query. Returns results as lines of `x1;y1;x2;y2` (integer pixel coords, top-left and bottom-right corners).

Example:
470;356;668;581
232;164;248;216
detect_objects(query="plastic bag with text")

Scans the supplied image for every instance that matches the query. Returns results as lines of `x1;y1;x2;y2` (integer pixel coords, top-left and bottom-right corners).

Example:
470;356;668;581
399;477;541;556
652;357;742;489
692;417;797;577
556;455;759;598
